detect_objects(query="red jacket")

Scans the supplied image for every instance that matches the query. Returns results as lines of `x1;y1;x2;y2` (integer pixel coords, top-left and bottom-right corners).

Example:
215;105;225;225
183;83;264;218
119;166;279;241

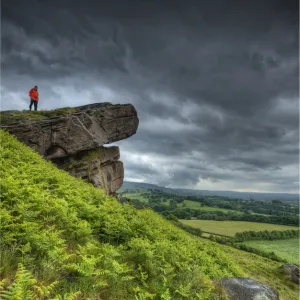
29;88;39;101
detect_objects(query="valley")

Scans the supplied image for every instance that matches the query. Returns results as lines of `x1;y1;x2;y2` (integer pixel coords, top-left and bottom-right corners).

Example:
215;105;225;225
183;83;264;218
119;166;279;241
120;185;300;265
180;220;299;237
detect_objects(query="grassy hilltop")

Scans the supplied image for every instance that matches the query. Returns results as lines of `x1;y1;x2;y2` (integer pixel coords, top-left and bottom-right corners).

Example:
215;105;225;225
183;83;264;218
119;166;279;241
0;130;298;299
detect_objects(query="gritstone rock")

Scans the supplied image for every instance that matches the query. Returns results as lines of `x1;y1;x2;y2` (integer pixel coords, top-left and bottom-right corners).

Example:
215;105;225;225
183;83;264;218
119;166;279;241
218;277;279;300
1;103;139;195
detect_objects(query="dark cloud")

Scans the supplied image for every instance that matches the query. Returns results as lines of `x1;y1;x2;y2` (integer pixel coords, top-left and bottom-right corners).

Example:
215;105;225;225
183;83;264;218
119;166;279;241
1;0;299;192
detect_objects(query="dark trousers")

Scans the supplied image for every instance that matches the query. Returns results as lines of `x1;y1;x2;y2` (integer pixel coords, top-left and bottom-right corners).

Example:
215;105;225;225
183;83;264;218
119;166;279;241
29;99;38;111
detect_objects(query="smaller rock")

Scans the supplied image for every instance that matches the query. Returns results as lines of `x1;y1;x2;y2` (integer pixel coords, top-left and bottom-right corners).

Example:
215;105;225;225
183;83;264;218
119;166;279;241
218;277;279;300
277;264;300;284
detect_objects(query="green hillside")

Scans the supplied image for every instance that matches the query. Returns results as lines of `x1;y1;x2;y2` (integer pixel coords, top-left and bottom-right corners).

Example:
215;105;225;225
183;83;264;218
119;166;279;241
0;130;298;299
243;239;299;264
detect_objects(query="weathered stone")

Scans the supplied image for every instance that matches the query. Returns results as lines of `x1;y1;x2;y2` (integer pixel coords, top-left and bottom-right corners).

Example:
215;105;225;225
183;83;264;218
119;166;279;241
0;103;139;195
278;264;300;284
218;277;279;300
1;103;138;158
53;146;124;195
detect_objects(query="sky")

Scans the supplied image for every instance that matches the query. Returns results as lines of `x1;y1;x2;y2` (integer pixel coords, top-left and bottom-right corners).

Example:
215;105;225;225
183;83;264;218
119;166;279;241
1;0;299;193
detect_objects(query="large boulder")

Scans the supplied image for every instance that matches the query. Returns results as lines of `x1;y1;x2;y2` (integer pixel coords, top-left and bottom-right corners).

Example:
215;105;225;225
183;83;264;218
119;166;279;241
277;264;300;284
0;103;139;195
218;277;279;300
1;103;138;158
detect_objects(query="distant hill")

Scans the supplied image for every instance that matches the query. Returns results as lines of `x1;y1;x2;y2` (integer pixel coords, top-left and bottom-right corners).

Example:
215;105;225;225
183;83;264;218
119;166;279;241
122;181;299;202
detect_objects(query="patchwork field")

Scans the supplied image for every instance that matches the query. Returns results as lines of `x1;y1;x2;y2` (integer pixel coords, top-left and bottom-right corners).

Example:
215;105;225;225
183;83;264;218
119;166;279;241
178;200;242;214
123;193;243;214
180;220;299;237
243;239;299;264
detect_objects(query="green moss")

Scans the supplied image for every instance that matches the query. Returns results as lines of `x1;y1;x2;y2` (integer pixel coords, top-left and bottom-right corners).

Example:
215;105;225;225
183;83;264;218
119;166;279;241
0;107;78;125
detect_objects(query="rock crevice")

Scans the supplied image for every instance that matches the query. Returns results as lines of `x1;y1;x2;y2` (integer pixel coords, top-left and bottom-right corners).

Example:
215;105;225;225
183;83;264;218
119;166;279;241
0;103;139;194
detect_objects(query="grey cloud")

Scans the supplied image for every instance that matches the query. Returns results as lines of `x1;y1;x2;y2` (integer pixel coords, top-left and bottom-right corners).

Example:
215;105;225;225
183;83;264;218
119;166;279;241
1;0;299;192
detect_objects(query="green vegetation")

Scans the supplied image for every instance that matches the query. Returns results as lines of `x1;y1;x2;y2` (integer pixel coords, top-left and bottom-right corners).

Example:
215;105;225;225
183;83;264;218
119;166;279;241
120;189;299;226
1;130;298;299
243;239;299;265
179;200;242;214
180;220;299;237
1;130;241;299
235;229;299;242
121;192;149;203
215;242;299;300
0;107;78;125
208;235;287;263
180;220;299;265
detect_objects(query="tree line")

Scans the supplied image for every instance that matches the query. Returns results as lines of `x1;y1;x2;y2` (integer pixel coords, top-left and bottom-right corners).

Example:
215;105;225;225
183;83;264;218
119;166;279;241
234;230;299;242
121;189;299;217
208;235;287;263
121;197;299;226
166;216;288;264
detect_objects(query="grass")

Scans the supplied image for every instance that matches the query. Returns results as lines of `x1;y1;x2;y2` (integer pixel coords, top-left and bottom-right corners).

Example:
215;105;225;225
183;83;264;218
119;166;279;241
179;200;242;214
212;239;299;300
243;239;299;265
123;192;150;203
180;220;299;237
123;193;243;214
0;107;78;125
123;193;266;216
1;130;298;299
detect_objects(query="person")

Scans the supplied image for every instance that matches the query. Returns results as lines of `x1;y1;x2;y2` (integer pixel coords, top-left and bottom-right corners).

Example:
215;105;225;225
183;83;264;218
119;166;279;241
29;86;39;111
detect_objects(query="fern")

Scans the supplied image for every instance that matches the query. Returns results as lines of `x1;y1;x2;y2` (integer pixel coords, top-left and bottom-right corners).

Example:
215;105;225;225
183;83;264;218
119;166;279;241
50;291;81;300
1;130;296;299
1;263;57;299
175;283;192;298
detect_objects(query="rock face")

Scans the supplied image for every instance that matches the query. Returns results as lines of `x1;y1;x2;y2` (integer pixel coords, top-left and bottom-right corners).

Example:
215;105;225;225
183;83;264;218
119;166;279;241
1;103;139;194
218;277;279;300
277;264;300;284
53;147;124;195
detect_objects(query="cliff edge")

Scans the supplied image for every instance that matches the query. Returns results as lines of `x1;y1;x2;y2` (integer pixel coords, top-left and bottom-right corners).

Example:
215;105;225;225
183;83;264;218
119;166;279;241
0;103;139;194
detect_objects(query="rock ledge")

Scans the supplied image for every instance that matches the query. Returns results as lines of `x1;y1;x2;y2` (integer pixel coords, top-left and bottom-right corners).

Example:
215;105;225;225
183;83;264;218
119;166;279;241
0;103;139;194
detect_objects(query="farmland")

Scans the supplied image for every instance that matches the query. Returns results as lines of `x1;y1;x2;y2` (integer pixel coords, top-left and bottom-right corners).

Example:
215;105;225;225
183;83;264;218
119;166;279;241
179;200;242;213
123;192;244;214
120;188;299;226
121;188;299;267
180;220;299;237
243;239;299;264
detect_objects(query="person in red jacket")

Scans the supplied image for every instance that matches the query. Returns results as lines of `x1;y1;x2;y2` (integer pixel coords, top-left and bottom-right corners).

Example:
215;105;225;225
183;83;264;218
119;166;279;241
29;86;39;111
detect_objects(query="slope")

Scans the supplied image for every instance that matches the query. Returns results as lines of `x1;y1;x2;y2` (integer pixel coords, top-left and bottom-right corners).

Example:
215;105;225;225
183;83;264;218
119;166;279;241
0;130;298;299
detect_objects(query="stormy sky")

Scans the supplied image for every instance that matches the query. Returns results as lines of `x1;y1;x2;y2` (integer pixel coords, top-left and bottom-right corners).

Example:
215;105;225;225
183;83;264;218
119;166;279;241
1;0;299;193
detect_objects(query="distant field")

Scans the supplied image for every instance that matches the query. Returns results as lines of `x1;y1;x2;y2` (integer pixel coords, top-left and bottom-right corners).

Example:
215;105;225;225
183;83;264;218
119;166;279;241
243;239;299;264
123;194;243;214
122;193;270;216
178;200;242;214
122;192;149;203
180;220;299;237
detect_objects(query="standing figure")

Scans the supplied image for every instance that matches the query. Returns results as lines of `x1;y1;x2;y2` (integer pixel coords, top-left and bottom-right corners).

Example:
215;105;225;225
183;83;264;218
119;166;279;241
29;86;39;111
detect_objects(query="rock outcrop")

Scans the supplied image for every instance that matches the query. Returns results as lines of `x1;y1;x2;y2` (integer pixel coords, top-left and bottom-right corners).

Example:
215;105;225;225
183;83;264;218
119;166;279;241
0;103;139;194
218;277;279;300
277;264;300;284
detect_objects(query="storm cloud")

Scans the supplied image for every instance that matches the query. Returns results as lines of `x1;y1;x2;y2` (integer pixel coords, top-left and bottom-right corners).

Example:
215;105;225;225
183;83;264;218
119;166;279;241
1;0;299;192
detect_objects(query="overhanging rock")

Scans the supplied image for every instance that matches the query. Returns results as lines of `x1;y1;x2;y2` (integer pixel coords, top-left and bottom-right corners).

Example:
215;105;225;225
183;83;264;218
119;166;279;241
1;103;139;195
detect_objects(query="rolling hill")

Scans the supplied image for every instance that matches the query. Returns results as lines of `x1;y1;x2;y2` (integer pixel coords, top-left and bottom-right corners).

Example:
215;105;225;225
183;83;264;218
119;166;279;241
122;181;299;202
0;130;298;299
